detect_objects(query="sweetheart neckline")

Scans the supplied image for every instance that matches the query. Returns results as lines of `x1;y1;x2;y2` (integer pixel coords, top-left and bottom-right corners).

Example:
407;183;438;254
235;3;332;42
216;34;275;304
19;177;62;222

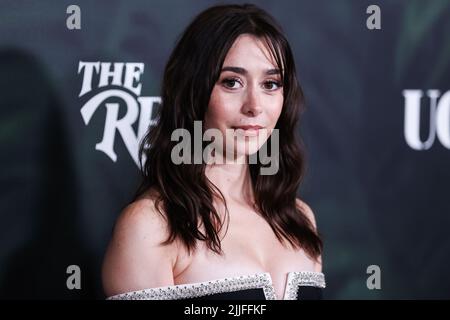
107;271;326;300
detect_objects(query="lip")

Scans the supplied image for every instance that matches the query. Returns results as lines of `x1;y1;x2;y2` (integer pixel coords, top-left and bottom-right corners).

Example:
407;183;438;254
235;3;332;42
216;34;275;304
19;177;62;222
232;125;264;130
231;125;264;137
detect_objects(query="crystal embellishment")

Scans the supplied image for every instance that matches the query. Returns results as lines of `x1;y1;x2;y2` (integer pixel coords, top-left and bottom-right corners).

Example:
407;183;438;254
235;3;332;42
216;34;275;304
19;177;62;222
283;271;326;300
106;271;325;300
107;272;277;300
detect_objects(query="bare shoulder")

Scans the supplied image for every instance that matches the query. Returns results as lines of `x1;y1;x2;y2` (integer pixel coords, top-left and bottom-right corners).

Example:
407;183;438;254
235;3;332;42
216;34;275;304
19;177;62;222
295;198;322;272
101;194;177;298
295;198;317;229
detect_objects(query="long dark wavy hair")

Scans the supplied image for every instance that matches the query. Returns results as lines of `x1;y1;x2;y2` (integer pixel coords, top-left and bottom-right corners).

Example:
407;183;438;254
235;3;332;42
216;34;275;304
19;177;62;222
134;4;322;260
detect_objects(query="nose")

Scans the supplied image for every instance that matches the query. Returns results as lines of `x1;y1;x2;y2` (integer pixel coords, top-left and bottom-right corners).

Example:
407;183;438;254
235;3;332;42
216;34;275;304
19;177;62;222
241;86;262;117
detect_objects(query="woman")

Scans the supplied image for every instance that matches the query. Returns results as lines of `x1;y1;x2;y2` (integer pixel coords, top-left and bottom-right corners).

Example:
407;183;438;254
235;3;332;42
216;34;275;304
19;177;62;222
102;3;325;300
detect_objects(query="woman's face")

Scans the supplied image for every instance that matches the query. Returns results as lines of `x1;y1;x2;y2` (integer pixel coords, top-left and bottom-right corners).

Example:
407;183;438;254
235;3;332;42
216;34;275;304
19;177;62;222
205;34;284;160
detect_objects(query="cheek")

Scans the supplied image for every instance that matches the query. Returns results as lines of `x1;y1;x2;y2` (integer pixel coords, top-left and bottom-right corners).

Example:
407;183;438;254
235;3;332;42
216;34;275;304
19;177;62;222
265;95;283;126
206;87;240;128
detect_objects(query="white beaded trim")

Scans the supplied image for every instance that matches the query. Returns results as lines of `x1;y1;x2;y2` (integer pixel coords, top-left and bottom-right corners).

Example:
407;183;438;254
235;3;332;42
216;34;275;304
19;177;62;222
283;271;326;300
107;272;277;300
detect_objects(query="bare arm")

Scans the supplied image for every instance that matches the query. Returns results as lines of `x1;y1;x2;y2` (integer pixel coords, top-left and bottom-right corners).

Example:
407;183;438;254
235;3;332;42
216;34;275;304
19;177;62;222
102;198;178;297
296;198;323;273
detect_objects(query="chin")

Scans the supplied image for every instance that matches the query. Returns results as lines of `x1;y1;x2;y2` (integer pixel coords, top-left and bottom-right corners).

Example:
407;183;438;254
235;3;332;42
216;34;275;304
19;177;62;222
235;140;264;157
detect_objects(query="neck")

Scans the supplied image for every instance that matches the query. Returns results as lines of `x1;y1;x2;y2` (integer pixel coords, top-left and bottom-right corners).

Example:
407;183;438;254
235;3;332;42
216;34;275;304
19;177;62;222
205;161;254;205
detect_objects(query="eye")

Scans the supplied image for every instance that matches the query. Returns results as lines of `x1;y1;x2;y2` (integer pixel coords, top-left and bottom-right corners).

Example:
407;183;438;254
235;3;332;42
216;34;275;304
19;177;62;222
262;80;283;91
221;78;243;89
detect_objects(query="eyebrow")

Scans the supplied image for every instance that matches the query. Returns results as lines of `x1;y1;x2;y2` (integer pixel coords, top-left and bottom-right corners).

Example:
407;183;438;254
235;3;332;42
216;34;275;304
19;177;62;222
221;66;281;75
